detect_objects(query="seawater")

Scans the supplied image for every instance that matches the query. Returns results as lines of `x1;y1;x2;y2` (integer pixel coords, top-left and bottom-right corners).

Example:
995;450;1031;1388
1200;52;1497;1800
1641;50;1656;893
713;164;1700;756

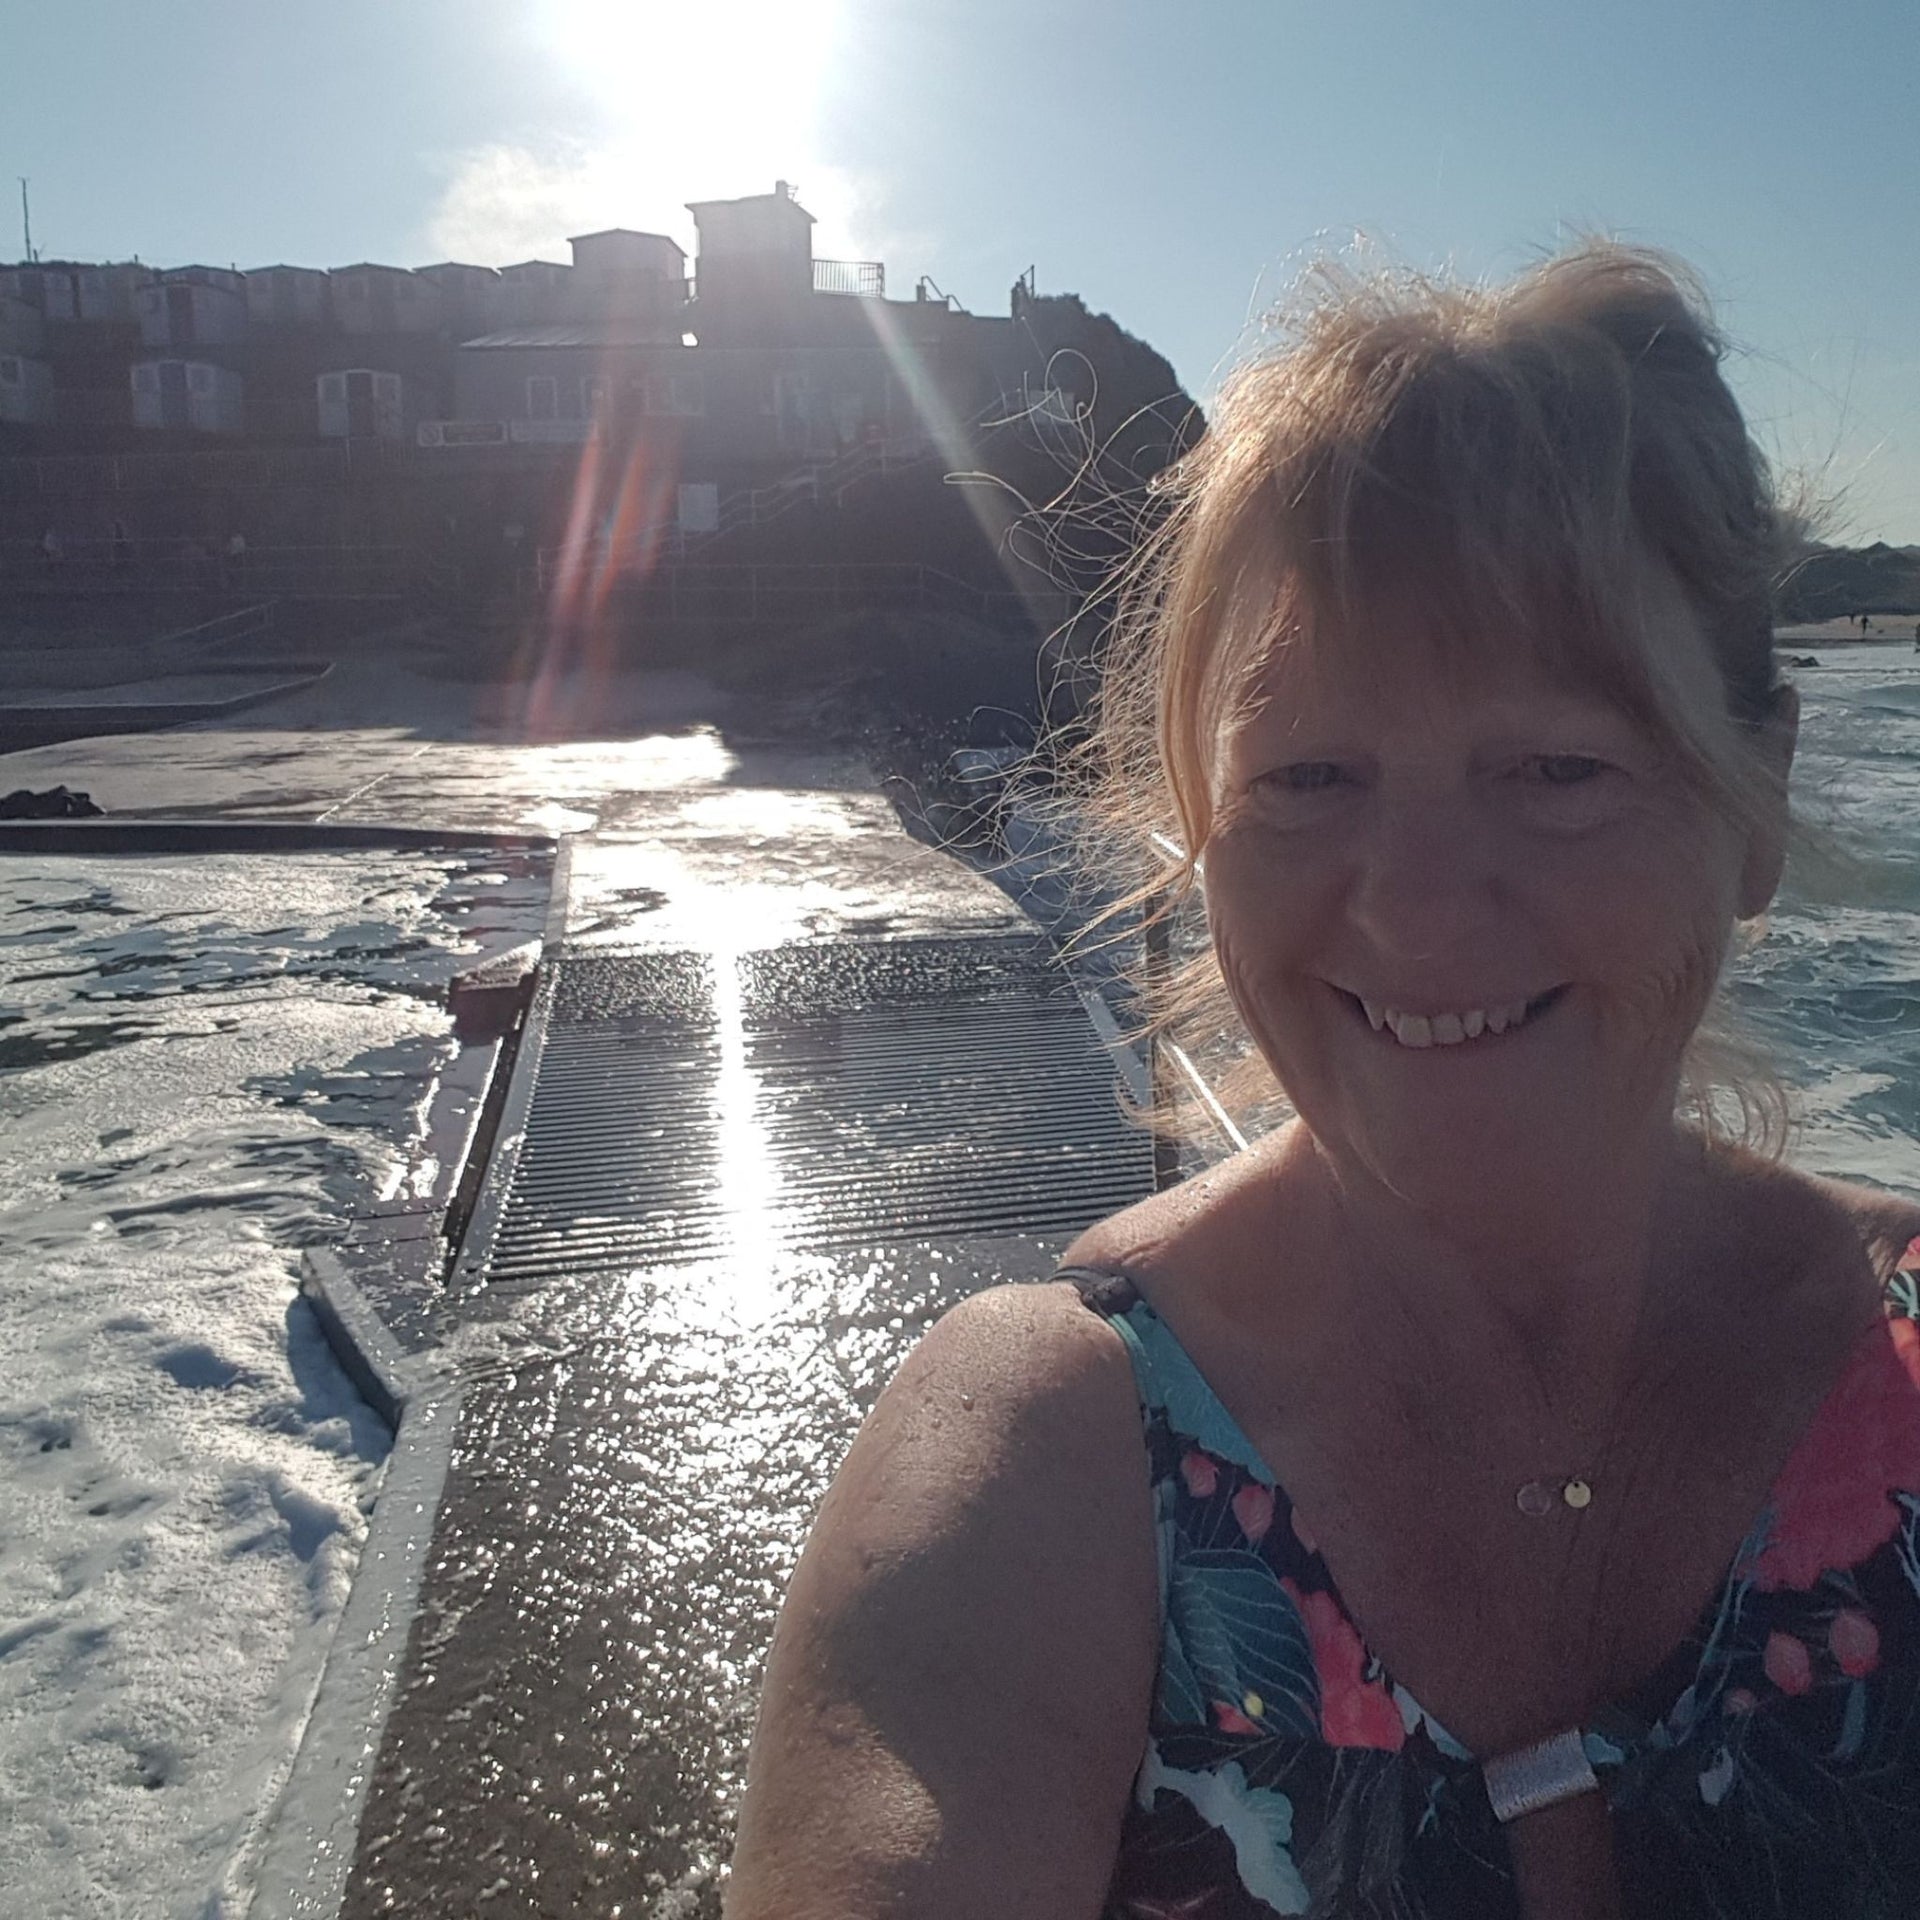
1741;644;1920;1197
0;848;545;1920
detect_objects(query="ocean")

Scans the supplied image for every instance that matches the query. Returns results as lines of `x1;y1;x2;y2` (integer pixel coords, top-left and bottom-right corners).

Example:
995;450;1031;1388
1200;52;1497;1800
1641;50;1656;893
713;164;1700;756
1740;643;1920;1198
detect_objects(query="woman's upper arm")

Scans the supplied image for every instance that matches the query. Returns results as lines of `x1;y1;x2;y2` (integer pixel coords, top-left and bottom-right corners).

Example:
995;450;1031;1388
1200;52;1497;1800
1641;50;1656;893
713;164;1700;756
726;1280;1159;1920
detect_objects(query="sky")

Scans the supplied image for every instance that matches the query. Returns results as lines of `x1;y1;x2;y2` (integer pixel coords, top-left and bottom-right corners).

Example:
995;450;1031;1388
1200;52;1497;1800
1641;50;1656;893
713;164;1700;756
4;0;1916;541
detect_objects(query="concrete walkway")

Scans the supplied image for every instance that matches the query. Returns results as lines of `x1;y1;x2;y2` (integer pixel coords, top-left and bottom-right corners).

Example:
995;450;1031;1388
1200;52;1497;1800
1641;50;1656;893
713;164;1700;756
0;658;1148;1920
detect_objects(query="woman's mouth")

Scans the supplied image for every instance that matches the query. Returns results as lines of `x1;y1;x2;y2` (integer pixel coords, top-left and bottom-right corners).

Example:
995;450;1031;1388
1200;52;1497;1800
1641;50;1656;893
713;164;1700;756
1347;986;1569;1049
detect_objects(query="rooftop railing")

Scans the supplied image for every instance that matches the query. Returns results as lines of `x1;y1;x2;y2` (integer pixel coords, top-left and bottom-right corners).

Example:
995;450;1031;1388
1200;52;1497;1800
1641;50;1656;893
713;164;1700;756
812;258;885;298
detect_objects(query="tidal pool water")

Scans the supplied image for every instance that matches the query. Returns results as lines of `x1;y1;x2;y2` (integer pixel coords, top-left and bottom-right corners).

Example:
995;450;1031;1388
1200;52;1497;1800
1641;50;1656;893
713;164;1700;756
0;847;547;1920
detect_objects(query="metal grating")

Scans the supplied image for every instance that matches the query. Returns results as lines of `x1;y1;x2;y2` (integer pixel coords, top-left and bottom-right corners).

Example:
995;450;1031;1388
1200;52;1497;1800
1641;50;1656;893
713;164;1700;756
478;936;1154;1282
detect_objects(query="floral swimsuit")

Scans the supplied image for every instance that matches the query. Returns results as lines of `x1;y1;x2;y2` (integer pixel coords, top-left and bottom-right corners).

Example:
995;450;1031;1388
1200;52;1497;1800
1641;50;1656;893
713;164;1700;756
1064;1241;1920;1919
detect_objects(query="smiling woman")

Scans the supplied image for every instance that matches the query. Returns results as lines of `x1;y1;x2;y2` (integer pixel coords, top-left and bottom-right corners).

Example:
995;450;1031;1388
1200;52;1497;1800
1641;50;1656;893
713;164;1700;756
724;245;1920;1920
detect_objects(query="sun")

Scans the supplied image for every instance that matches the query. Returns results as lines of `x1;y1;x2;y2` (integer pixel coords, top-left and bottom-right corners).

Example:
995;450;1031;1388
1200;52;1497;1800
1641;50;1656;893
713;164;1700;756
540;0;848;206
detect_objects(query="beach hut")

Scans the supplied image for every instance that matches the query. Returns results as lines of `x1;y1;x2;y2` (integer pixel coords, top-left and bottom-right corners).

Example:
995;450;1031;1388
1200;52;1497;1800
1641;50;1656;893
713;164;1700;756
138;270;249;350
316;368;407;440
0;352;56;425
245;265;331;328
130;359;245;433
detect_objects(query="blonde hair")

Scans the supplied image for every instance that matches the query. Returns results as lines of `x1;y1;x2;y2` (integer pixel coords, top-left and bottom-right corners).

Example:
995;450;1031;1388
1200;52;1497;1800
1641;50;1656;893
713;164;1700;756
1075;241;1794;1150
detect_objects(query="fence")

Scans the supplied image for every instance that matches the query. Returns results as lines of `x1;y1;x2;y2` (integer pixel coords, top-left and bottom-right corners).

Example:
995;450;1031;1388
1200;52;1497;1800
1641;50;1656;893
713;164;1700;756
532;430;944;592
812;259;886;298
0;444;355;495
0;538;411;598
553;561;1067;632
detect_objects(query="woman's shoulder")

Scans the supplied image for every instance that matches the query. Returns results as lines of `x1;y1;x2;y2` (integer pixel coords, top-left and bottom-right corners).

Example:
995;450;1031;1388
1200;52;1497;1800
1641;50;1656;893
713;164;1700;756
906;1277;1140;1415
1059;1133;1299;1293
730;1279;1162;1917
1704;1149;1920;1299
1728;1152;1920;1274
1806;1174;1920;1283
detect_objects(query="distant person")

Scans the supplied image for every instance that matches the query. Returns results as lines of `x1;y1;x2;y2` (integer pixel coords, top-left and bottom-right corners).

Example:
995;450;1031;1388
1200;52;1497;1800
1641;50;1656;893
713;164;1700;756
731;243;1920;1918
38;527;63;577
221;530;247;590
109;519;133;570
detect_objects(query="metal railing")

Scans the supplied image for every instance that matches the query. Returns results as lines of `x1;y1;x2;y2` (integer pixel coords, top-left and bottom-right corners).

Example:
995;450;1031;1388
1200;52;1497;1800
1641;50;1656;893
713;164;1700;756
0;444;355;494
152;600;277;652
534;560;1064;632
0;538;410;597
812;258;886;298
532;431;943;591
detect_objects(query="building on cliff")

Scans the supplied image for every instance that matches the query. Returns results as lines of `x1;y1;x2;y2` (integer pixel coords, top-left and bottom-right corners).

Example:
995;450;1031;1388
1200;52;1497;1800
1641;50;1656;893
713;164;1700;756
0;182;1196;620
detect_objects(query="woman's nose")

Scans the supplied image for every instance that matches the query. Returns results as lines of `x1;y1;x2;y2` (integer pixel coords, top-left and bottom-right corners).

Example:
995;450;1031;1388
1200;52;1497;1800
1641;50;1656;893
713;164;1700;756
1345;796;1497;958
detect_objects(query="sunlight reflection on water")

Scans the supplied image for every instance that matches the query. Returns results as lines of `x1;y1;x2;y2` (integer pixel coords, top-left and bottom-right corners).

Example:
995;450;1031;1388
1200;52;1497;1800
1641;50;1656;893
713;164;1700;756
709;945;788;1317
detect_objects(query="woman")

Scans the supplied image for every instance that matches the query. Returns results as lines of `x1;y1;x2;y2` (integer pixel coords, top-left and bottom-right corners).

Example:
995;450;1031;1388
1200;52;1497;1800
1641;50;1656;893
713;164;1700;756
726;245;1920;1918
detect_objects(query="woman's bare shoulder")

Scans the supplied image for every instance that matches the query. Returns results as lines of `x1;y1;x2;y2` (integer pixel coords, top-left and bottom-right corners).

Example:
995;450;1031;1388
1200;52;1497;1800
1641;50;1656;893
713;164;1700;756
1710;1149;1920;1289
727;1280;1159;1918
1061;1136;1293;1284
1804;1171;1920;1282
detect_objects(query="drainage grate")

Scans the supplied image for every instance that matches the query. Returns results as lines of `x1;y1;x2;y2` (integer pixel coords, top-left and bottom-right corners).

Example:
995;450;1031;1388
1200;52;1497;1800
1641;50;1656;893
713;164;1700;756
477;936;1154;1283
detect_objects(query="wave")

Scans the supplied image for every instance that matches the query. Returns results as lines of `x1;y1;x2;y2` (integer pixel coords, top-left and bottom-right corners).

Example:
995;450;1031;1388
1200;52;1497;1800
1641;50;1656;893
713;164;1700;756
1819;682;1920;722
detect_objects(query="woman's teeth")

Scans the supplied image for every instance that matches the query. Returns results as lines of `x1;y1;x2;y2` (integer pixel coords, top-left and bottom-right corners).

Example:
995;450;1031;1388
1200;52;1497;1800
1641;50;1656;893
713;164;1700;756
1358;998;1537;1048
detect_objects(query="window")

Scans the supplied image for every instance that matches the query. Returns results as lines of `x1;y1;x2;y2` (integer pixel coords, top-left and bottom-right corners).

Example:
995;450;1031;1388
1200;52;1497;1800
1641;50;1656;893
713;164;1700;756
131;364;159;394
645;370;704;417
188;363;214;395
319;372;347;403
526;375;557;421
374;373;402;405
580;374;609;420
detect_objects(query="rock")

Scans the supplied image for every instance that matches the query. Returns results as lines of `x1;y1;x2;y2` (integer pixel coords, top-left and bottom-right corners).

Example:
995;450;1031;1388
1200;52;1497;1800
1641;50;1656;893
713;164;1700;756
0;785;105;819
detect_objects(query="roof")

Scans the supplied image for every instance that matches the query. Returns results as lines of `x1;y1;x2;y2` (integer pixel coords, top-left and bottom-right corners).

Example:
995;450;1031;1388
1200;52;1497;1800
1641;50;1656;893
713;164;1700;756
569;228;685;253
417;261;501;278
686;191;814;223
499;259;569;274
243;263;328;275
458;323;685;350
330;262;412;277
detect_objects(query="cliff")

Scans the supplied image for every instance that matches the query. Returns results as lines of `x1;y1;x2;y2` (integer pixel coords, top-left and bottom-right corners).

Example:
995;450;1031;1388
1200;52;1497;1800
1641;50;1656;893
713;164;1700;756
1775;541;1920;623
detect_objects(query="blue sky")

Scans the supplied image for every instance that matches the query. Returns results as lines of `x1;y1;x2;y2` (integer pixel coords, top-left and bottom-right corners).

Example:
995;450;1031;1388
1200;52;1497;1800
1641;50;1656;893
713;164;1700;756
6;0;1916;539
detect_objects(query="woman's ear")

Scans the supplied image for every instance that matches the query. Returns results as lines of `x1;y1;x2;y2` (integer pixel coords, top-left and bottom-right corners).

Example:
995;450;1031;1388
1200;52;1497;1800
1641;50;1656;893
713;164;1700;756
1737;684;1799;919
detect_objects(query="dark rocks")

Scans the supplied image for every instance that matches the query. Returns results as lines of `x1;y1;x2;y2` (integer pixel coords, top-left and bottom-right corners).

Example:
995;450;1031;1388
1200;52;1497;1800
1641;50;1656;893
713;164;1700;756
0;785;105;819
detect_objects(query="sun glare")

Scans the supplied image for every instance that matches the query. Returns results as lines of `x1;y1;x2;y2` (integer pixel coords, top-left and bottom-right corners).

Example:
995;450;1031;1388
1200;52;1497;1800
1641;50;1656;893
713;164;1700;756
542;0;848;214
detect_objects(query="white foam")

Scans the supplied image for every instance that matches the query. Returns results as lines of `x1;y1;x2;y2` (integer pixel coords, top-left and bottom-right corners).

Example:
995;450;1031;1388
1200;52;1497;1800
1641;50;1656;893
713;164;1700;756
0;851;529;1919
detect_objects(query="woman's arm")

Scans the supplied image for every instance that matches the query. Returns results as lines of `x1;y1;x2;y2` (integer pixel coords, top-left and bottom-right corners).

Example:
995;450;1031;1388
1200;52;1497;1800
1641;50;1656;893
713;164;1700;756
726;1281;1160;1920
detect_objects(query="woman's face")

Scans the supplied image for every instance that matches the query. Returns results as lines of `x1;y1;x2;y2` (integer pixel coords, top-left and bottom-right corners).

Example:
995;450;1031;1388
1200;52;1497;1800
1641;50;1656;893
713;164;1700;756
1202;592;1791;1204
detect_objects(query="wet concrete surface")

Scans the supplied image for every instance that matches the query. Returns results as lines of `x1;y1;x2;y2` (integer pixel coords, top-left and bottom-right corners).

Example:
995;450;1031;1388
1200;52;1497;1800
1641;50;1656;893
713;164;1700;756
345;1236;1067;1920
4;653;1128;1918
334;929;1150;1919
0;658;1024;946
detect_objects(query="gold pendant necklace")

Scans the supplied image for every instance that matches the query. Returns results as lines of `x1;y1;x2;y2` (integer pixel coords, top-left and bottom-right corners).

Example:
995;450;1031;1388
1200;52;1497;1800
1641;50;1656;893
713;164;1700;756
1516;1476;1594;1516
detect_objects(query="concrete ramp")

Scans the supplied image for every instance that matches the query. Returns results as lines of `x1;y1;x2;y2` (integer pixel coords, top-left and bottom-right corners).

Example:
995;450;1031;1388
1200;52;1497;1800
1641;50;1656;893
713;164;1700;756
285;930;1150;1919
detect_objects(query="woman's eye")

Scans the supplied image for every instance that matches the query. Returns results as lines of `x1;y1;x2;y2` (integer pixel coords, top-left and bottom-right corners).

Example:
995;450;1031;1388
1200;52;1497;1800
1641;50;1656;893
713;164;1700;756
1262;762;1349;793
1523;753;1610;786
